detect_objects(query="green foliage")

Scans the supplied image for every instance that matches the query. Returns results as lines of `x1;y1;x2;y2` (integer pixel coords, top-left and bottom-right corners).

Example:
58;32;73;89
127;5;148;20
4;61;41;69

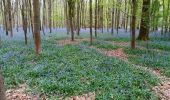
0;38;158;99
124;44;170;77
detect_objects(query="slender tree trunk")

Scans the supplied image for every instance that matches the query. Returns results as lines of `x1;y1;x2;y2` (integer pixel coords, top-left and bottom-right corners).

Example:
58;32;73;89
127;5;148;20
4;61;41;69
90;0;93;45
33;0;41;54
68;0;75;41
76;0;80;36
111;8;114;35
2;0;9;36
126;4;129;32
94;0;98;37
7;0;13;37
21;0;28;45
131;0;136;49
42;0;45;35
48;0;52;33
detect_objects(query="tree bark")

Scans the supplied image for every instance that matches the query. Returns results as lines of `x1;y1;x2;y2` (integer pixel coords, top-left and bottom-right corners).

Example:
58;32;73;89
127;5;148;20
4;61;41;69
89;0;93;45
131;0;136;49
138;0;150;40
48;0;52;33
94;0;98;37
33;0;41;54
7;0;13;37
68;0;75;41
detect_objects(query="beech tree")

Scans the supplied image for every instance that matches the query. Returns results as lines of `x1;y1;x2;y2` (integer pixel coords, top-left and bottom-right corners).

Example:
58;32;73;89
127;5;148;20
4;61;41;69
33;0;41;54
138;0;151;40
131;0;137;49
67;0;75;41
89;0;93;45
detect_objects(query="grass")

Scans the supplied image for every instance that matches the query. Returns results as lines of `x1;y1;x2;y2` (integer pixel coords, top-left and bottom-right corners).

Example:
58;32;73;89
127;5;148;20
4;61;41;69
0;38;159;99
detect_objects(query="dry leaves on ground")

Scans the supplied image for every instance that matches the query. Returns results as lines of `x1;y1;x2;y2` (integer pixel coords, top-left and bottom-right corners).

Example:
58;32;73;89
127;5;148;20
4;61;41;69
64;92;95;100
6;84;39;100
57;38;90;46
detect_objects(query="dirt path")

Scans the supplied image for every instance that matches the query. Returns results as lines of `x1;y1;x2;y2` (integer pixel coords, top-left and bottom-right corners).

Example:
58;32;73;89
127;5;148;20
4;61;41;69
6;84;40;100
63;92;95;100
6;84;95;100
57;38;91;46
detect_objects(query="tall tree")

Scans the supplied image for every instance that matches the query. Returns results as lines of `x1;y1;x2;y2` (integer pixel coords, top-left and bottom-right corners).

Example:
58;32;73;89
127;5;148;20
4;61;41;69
94;0;98;37
48;0;52;33
89;0;93;45
68;0;75;41
21;0;28;45
2;0;8;36
76;0;80;36
111;1;114;35
7;0;13;37
131;0;137;49
138;0;151;40
33;0;41;54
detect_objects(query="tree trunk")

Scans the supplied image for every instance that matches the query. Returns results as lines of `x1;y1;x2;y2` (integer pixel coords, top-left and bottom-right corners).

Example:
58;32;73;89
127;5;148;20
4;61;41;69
7;0;13;37
111;8;114;35
131;0;136;49
33;0;41;54
21;1;28;45
2;0;9;36
138;0;150;40
76;0;80;36
89;0;93;45
94;0;98;37
68;0;75;41
48;0;52;33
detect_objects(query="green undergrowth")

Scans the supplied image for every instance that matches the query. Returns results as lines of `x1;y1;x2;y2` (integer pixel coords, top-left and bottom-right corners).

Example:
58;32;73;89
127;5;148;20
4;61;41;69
124;46;170;77
0;38;159;100
98;35;130;42
137;40;170;52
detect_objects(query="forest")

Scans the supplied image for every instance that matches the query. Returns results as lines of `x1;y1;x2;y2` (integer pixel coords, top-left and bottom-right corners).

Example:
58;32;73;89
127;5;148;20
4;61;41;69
0;0;170;100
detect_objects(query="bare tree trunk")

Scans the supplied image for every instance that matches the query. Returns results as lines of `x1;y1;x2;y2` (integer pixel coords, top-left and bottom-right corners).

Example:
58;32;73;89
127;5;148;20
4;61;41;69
138;0;150;40
42;0;46;35
76;0;80;36
111;7;114;35
89;0;93;45
2;0;9;36
28;0;34;37
131;0;136;49
68;0;75;41
48;0;52;33
7;0;13;37
94;0;98;37
33;0;41;54
21;0;28;45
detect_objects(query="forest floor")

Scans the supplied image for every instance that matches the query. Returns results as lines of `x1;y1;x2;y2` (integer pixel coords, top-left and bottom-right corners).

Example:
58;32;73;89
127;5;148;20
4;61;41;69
0;31;170;100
